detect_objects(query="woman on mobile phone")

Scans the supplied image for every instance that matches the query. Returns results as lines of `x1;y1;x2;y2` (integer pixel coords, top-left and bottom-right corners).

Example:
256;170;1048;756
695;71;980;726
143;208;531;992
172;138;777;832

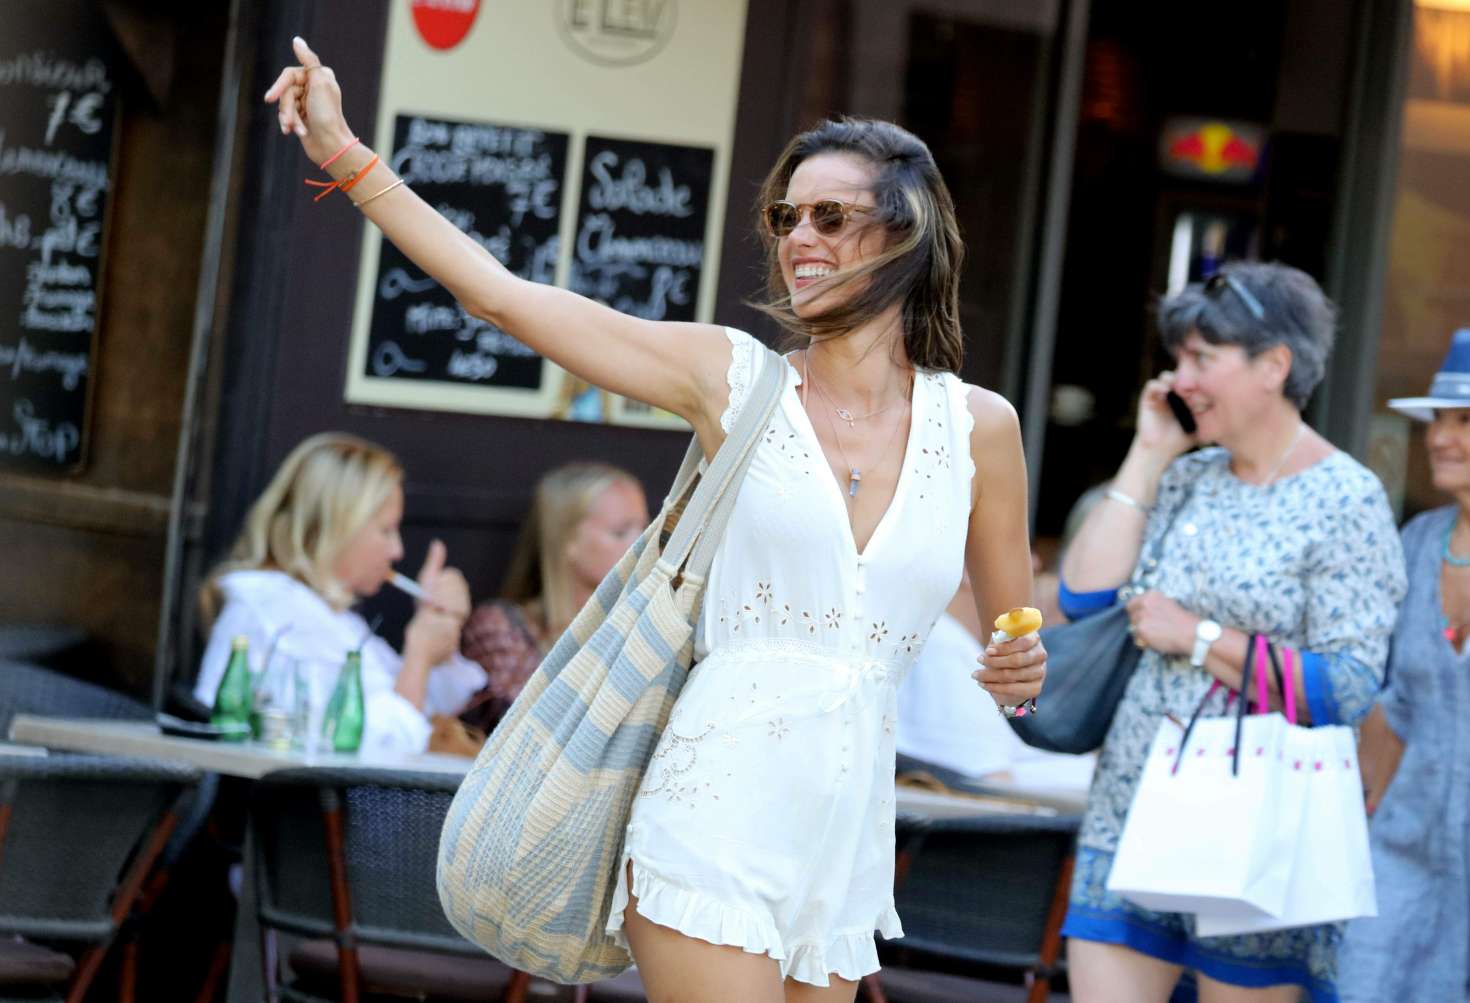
1056;263;1405;1003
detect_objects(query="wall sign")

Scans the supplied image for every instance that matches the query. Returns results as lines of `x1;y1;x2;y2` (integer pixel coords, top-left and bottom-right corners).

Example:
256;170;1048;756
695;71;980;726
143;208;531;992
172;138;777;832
0;0;118;472
361;114;567;405
1159;117;1265;184
569;135;712;424
558;0;677;66
411;0;482;52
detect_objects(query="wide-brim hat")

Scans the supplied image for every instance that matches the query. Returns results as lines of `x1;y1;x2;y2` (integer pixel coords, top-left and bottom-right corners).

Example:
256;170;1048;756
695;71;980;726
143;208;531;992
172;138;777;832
1389;327;1470;421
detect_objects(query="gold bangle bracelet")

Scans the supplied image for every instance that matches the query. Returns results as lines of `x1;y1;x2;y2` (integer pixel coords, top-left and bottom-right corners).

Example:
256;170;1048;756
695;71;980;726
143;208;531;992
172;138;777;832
354;177;406;208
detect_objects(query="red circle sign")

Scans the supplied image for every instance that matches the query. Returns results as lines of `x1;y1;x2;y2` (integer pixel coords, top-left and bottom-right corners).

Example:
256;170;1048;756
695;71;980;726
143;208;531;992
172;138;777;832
410;0;481;51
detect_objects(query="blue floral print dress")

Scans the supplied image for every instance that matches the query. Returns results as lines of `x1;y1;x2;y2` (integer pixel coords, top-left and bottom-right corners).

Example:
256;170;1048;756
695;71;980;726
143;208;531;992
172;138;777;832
1060;447;1406;1003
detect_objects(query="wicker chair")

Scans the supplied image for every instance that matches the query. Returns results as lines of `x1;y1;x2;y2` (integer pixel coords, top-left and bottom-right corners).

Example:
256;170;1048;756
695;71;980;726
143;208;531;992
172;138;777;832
0;626;88;670
0;659;152;738
249;766;569;1003
863;813;1081;1003
0;752;202;1003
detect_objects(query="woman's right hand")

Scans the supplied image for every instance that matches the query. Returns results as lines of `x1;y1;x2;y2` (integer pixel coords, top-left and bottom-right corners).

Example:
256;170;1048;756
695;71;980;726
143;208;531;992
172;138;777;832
1134;371;1195;461
263;36;355;166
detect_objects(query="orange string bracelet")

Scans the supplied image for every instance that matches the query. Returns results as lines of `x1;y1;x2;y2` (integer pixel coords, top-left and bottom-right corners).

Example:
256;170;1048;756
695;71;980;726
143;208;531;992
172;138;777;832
304;153;379;202
319;136;359;169
338;154;380;194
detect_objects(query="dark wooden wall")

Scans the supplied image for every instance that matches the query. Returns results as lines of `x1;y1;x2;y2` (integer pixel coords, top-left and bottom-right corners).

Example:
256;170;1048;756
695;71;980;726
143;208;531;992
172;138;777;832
0;2;229;692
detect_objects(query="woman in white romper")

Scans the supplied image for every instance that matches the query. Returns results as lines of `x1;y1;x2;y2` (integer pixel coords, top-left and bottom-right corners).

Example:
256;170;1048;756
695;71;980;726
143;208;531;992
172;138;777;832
267;39;1048;1003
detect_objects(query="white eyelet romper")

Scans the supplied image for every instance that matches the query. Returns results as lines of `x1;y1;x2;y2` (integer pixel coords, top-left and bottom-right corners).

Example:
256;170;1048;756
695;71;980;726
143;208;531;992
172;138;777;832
606;328;977;986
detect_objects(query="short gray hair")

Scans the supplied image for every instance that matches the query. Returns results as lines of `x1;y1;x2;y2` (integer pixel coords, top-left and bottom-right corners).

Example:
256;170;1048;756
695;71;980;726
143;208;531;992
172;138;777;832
1157;262;1337;410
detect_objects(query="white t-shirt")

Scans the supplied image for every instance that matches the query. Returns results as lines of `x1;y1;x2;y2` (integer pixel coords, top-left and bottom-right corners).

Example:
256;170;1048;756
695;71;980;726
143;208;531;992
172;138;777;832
194;570;486;755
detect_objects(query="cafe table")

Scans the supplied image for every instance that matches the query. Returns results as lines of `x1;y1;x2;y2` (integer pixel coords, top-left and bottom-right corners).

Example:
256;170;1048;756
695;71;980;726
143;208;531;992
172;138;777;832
8;715;1081;1001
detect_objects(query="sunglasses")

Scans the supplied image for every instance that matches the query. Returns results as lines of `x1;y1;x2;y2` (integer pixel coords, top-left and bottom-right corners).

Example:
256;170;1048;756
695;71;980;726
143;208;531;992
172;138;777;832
762;199;874;238
1204;271;1266;322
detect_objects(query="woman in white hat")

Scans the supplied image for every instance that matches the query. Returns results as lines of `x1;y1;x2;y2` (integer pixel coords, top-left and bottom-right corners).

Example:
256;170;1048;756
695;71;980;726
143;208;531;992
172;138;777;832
1340;327;1470;1002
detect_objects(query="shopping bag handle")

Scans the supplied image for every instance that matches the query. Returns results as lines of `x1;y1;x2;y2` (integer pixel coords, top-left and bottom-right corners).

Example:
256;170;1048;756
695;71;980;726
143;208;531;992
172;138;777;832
1264;640;1298;726
1172;632;1265;777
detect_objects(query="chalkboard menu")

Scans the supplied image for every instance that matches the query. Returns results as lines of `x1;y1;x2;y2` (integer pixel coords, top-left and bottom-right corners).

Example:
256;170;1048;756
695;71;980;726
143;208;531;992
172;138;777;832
0;1;118;472
569;135;714;324
362;114;568;391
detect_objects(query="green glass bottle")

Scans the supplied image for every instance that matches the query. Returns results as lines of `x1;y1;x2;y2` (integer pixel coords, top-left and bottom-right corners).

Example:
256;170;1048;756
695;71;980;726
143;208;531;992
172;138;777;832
211;635;253;741
321;650;365;753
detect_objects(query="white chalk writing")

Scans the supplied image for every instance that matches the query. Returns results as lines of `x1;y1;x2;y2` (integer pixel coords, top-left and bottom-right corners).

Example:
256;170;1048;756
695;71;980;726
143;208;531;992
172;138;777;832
378;268;438;300
0;202;31;249
0;399;80;463
586;151;692;217
0;51;111;92
370;341;429;378
0;129;110;188
0;337;88;389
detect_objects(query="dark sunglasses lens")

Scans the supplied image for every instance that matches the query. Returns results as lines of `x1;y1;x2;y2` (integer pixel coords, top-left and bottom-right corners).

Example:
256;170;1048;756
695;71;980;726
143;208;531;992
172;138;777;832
765;202;799;236
812;201;848;234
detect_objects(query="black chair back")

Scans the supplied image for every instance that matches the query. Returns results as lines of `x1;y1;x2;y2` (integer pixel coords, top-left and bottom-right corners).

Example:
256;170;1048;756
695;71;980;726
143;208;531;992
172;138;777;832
0;660;150;738
0;753;200;1001
890;813;1080;972
250;766;520;1003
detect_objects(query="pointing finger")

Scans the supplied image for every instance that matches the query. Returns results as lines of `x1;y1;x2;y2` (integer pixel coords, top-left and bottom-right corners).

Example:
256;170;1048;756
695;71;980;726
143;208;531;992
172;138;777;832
293;35;320;68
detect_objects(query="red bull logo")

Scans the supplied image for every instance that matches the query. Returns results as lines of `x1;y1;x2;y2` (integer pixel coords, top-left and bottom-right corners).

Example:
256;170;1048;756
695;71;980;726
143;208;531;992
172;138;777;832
1159;117;1265;182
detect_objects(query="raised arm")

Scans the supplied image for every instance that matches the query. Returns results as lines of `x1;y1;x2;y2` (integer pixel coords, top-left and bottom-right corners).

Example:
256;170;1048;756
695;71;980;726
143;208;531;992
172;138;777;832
265;38;732;443
1060;372;1194;590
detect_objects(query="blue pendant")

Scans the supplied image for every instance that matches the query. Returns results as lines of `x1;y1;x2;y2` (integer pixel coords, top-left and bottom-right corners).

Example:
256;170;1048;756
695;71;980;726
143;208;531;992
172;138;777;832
848;469;862;497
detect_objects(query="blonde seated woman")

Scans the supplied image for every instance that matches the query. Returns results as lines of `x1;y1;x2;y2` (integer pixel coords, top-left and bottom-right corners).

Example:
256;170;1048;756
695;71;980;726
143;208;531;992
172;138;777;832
458;462;649;734
194;432;486;755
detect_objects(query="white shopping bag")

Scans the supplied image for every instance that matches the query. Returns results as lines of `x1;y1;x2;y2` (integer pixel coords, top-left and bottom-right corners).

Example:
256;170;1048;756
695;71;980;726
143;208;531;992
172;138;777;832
1107;711;1306;917
1108;637;1307;918
1194;648;1376;935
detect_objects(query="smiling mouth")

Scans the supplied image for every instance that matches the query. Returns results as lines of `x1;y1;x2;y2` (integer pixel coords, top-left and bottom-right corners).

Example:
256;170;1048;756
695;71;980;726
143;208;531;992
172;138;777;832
792;264;835;288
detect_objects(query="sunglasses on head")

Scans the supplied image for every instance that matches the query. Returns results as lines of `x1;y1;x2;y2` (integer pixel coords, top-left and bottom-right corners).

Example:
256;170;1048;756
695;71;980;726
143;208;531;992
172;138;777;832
762;199;874;238
1203;271;1266;322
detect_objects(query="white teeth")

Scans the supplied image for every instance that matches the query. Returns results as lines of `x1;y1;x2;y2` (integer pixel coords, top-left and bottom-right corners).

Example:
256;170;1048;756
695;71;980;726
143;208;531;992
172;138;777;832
794;264;833;279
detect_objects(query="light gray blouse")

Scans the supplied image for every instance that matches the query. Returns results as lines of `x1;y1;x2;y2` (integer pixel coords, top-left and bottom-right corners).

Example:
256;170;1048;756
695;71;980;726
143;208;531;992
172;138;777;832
1340;505;1470;1003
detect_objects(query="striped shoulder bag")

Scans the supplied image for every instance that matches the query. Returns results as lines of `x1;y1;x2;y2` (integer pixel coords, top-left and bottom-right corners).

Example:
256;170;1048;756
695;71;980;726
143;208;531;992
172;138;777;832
437;346;786;983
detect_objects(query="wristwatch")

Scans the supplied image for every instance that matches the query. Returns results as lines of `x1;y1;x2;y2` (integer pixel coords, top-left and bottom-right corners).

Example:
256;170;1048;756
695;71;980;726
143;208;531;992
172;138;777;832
1191;619;1222;667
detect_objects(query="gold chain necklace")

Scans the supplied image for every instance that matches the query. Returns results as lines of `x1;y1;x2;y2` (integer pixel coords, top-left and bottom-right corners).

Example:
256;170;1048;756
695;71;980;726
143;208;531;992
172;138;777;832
803;352;910;499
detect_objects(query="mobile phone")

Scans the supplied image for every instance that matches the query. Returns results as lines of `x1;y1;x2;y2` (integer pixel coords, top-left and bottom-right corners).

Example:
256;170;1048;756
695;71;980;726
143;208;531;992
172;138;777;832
1165;390;1197;435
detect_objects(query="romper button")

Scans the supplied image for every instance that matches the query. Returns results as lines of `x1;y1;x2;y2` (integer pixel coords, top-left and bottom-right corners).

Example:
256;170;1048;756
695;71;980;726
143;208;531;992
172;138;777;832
856;587;864;596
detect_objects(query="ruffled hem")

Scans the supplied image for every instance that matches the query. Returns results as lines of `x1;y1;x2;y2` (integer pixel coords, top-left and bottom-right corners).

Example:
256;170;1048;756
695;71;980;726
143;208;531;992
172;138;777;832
606;853;902;987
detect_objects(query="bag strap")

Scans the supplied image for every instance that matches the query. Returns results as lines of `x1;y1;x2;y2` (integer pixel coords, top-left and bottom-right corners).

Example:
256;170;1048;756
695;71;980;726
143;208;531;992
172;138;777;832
660;347;786;577
1266;641;1299;726
1173;631;1261;777
1126;476;1197;595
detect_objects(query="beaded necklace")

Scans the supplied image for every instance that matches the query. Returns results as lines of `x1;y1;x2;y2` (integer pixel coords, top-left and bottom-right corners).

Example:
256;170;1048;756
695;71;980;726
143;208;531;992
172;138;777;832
1440;521;1470;650
1445;521;1470;568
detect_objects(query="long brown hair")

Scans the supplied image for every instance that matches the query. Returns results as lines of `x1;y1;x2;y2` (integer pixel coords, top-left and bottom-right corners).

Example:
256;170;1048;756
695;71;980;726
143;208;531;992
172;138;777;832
752;117;965;374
